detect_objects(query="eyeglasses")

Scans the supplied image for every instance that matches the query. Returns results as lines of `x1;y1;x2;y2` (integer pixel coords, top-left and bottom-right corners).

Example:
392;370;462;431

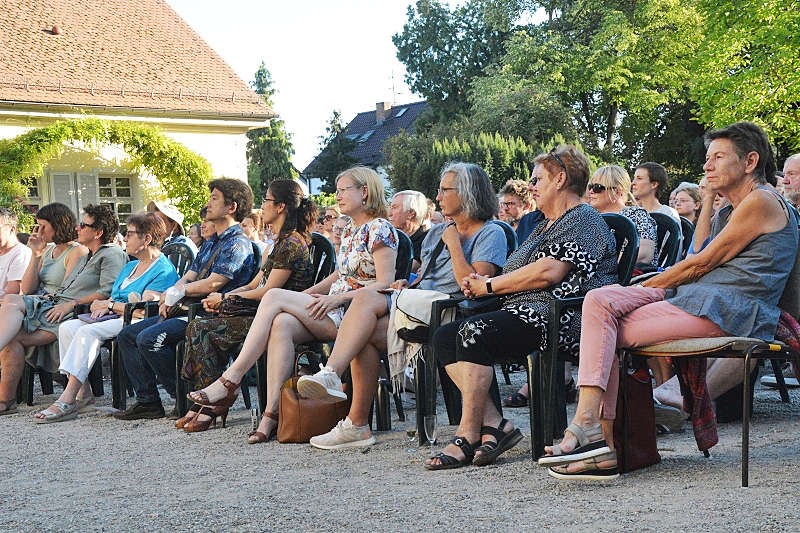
78;222;98;230
262;197;277;204
437;187;456;195
500;201;518;209
549;148;569;179
336;185;362;195
587;183;609;194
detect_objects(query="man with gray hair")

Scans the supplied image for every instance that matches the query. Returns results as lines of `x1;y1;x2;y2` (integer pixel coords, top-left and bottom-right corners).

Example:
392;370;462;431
0;208;31;296
389;190;429;271
781;154;800;208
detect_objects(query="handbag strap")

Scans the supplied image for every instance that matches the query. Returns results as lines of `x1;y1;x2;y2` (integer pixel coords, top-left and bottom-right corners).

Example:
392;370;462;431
413;233;447;286
196;240;224;280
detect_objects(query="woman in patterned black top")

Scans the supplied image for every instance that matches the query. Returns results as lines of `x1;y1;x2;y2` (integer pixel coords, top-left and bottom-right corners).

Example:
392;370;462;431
425;145;617;470
586;164;658;269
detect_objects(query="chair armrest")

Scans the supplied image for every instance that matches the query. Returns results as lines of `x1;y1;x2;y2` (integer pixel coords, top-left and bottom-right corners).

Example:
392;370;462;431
628;271;660;285
75;303;91;315
429;296;466;333
458;295;501;315
123;301;160;325
187;302;204;322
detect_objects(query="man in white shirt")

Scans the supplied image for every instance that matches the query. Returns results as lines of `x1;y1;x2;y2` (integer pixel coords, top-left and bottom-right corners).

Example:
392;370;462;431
632;162;680;219
0;208;32;296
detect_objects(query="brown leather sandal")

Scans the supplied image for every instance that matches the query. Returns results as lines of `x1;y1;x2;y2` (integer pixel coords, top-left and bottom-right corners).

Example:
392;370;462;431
183;405;229;433
175;403;201;429
248;411;278;444
188;376;240;408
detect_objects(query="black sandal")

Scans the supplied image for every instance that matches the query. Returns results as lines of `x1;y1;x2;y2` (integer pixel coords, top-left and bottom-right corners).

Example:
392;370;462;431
424;436;478;471
502;392;529;408
473;419;524;466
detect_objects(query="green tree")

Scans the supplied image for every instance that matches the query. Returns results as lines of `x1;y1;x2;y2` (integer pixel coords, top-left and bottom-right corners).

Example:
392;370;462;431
306;110;358;193
247;62;296;200
481;0;702;158
690;0;800;152
393;0;508;121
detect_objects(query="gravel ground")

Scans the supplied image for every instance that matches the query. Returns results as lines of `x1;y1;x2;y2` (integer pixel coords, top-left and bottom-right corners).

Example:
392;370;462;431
2;367;800;532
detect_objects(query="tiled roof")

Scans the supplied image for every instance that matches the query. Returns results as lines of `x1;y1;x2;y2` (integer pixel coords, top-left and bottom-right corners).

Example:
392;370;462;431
304;101;428;175
0;0;272;118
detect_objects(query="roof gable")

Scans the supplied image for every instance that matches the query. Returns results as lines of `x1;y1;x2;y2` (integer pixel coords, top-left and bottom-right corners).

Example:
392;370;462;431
304;101;427;174
0;0;272;118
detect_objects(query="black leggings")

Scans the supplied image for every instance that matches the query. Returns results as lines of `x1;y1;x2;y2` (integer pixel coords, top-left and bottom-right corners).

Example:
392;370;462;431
433;309;546;367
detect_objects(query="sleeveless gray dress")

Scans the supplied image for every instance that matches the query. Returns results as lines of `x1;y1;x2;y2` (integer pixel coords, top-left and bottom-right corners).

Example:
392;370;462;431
666;186;798;341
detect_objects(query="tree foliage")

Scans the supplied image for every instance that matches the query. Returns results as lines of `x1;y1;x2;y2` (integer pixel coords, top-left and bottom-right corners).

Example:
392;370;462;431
384;130;590;199
0;118;211;229
306;110;358;193
393;0;508;121
690;0;800;153
247;61;296;200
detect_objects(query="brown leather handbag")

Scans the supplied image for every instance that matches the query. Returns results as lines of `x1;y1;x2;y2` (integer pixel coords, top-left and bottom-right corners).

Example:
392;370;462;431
612;364;661;473
277;356;350;443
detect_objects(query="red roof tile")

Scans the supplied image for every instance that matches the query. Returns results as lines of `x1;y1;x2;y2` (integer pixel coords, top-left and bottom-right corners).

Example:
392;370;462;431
0;0;273;118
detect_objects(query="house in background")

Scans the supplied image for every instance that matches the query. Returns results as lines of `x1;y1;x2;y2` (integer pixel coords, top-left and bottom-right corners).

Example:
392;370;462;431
0;0;272;227
303;101;428;194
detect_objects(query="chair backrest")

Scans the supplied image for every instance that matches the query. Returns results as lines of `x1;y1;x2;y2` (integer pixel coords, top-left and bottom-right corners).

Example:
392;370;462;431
249;241;262;281
650;212;682;268
309;232;336;285
160;241;195;278
679;216;695;259
601;213;640;286
395;229;413;281
488;219;518;258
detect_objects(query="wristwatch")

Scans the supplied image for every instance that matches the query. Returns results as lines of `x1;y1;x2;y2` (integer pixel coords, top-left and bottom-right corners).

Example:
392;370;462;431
485;278;493;294
107;300;115;311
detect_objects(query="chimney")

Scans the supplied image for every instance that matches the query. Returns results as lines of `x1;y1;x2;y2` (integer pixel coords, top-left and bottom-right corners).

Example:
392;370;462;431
375;102;392;125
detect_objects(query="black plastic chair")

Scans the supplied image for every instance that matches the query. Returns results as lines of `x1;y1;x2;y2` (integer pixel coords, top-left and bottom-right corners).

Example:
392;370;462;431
649;212;682;269
395;229;413;281
161;241;196;278
528;214;639;459
489;219;519;257
679;216;695;259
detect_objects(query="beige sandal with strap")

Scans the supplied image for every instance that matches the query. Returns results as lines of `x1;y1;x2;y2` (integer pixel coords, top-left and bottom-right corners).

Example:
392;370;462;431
538;422;611;466
547;451;620;481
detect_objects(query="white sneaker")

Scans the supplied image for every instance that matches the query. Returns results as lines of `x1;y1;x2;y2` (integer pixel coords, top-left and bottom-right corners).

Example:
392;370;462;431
310;417;376;450
297;365;347;402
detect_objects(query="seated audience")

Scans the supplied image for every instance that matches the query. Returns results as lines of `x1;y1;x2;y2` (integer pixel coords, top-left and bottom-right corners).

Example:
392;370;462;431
33;213;179;422
315;205;341;241
632;162;680;219
674;185;703;225
114;178;256;421
430;211;445;225
178;179;316;433
422;145;617;470
389;190;429;271
242;209;268;255
147;200;196;254
187;223;204;249
540;122;796;481
780;154;800;208
0;204;126;415
21;203;87;298
297;162;507;450
187;166;397;442
423;198;437;230
0;208;32;296
498;179;537;239
331;215;349;250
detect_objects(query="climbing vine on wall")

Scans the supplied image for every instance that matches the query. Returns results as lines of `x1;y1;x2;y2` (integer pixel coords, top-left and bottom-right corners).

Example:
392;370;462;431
0;118;212;229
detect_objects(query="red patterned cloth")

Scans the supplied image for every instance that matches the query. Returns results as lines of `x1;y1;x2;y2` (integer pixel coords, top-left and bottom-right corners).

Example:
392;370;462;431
673;358;718;452
774;310;800;380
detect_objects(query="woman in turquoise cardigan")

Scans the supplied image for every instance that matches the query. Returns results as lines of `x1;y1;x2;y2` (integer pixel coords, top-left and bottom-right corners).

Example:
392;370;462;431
33;212;179;423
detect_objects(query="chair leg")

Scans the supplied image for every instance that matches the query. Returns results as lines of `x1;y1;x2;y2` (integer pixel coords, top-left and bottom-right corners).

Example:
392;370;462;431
241;378;252;410
40;371;54;396
528;352;542;460
255;351;267;414
502;363;511;385
439;366;462;425
24;364;34;406
771;359;791;403
175;342;187;417
88;358;104;397
375;378;391;431
742;349;754;488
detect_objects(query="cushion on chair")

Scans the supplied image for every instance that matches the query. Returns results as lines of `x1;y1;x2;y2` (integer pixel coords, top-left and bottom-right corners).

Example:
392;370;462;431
631;336;779;356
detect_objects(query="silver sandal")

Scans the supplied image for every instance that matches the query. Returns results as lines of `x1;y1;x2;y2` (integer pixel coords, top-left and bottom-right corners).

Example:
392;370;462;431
33;401;78;424
537;422;611;466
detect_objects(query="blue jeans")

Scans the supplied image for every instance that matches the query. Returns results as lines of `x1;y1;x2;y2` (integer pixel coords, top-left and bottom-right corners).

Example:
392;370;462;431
117;316;188;404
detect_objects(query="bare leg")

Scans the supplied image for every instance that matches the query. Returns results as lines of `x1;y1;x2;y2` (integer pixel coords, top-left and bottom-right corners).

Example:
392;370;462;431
425;361;493;466
0;295;27;351
0;328;55;405
325;290;388;375
654;357;758;409
648;357;674;386
188;289;338;404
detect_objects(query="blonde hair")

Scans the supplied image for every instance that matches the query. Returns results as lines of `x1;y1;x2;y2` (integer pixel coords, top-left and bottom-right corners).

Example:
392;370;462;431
592;165;637;206
335;166;388;219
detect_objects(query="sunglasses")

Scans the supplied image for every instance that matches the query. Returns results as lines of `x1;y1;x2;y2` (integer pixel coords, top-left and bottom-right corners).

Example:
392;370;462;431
587;183;609;194
78;222;98;229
